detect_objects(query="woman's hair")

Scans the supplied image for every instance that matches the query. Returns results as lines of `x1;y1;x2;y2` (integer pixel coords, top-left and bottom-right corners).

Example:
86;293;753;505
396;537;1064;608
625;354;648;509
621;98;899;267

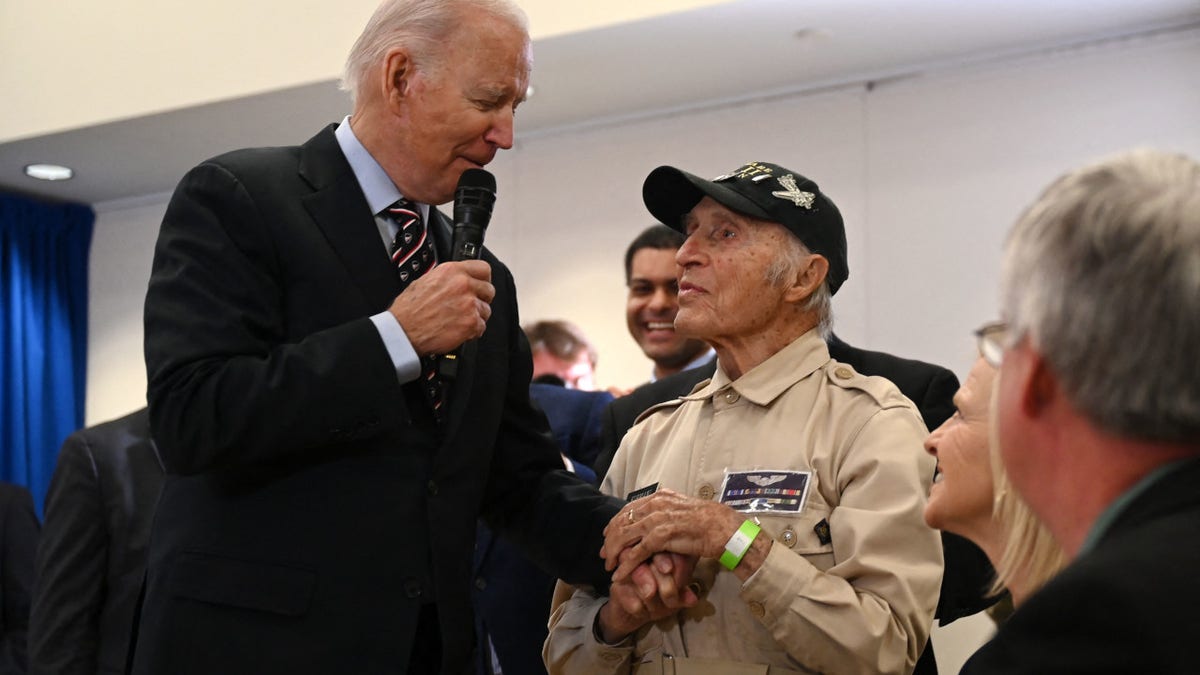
988;378;1067;598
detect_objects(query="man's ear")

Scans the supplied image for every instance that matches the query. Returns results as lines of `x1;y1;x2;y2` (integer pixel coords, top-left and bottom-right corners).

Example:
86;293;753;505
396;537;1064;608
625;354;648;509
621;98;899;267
1016;343;1059;419
784;254;829;303
382;48;413;111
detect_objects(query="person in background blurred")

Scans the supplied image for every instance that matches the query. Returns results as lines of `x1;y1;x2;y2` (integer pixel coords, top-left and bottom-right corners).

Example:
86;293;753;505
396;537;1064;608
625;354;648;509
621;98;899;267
0;481;38;674
29;408;164;675
525;319;600;390
622;225;713;384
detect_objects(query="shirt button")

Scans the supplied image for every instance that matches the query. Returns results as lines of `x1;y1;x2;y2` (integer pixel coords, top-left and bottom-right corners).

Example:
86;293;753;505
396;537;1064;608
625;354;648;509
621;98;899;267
780;527;797;548
475;577;487;591
404;578;423;599
427;480;439;496
723;390;740;404
748;601;766;618
697;484;715;501
835;366;853;380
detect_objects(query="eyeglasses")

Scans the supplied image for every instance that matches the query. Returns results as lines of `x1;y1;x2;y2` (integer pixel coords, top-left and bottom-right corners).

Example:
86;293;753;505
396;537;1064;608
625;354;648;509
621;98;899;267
974;321;1009;368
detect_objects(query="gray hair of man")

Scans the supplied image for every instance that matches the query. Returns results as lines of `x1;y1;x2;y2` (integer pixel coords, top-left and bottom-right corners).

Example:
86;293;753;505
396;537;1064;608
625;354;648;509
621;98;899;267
340;0;529;107
1000;148;1200;444
766;232;834;339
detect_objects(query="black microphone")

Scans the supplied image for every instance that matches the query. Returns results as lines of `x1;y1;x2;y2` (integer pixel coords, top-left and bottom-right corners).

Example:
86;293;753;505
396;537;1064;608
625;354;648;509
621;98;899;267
451;168;496;261
441;168;497;380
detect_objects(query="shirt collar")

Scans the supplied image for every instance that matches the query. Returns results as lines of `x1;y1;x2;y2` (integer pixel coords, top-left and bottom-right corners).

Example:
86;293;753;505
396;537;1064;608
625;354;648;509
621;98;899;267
334;116;406;216
1078;456;1195;556
650;348;716;383
689;330;829;406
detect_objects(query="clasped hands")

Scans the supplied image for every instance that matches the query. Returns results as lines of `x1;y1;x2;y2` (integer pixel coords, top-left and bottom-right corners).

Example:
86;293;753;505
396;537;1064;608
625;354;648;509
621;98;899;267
595;488;746;643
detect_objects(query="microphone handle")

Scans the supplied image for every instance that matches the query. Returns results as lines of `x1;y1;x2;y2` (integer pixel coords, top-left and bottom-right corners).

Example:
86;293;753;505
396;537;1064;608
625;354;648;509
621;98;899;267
451;223;486;261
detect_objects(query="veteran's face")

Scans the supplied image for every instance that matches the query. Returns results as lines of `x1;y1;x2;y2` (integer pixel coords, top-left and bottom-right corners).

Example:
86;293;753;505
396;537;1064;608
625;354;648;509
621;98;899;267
923;357;998;538
673;198;796;345
389;14;530;204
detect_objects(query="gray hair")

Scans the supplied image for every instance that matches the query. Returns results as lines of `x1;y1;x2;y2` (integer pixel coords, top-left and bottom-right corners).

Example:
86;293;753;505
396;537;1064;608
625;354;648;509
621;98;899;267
766;232;833;339
340;0;529;106
1000;149;1200;443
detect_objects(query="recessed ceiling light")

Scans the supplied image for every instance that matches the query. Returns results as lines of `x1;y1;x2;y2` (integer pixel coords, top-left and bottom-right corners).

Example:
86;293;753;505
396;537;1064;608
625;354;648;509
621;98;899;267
24;163;74;181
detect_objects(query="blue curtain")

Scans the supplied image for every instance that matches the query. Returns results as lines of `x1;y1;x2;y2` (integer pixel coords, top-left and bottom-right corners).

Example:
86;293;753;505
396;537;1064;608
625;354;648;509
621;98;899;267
1;192;94;519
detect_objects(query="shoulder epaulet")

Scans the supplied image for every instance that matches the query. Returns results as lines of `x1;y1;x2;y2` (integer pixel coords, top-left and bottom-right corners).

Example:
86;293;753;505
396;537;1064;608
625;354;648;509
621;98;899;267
630;377;712;426
823;361;912;410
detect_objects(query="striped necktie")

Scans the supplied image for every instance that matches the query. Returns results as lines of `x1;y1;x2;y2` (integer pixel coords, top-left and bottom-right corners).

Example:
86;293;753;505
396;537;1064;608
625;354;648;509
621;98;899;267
386;199;445;420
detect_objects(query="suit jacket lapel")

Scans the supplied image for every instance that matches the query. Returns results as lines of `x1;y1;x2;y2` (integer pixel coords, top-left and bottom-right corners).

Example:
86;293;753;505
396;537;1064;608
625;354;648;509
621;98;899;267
298;125;399;312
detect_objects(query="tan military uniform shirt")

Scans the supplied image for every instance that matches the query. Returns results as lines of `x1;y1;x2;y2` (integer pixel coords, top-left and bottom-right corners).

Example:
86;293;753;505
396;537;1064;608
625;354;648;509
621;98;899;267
545;331;942;675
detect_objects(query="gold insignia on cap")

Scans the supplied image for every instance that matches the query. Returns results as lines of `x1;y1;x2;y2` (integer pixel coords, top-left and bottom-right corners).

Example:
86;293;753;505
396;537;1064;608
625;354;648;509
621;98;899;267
715;162;774;182
772;174;815;209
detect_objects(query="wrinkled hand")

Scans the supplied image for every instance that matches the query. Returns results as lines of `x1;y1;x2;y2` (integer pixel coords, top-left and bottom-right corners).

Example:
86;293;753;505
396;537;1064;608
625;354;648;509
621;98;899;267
389;260;494;355
597;552;698;643
603;488;741;582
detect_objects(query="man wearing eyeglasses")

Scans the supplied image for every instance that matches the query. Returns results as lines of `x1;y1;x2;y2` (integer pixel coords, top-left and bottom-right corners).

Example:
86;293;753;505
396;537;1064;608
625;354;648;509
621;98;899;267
961;149;1200;673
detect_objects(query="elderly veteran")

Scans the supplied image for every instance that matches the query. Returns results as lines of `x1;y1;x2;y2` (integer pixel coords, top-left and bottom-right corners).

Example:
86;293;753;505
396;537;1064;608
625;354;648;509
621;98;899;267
545;162;942;675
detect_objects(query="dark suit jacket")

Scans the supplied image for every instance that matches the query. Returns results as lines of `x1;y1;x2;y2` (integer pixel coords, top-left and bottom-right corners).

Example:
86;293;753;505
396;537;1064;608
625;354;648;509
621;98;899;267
136;125;620;674
0;482;39;675
594;335;997;674
29;408;164;675
473;385;613;675
962;457;1200;674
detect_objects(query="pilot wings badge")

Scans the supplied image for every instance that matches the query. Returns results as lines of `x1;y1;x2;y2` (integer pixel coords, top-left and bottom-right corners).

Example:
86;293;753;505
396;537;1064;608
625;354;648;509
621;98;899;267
747;474;788;487
771;174;815;209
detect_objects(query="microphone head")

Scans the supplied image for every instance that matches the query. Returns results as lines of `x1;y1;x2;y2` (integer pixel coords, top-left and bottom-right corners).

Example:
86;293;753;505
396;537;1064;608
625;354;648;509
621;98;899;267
457;168;496;194
452;168;496;261
454;168;497;230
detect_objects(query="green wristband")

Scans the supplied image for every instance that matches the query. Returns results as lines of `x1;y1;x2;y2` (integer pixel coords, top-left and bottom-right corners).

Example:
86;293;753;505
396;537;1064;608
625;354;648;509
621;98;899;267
718;519;762;570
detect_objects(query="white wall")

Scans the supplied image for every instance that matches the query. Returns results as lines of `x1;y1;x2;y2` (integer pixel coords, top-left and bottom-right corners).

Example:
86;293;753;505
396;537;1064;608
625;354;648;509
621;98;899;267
86;29;1200;671
89;27;1200;418
0;0;729;141
86;198;166;424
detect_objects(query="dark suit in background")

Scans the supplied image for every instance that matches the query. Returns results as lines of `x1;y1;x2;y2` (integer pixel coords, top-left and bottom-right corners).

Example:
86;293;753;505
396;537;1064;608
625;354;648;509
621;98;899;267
29;408;164;675
473;384;613;674
962;457;1200;674
134;126;619;674
594;334;997;674
0;482;39;674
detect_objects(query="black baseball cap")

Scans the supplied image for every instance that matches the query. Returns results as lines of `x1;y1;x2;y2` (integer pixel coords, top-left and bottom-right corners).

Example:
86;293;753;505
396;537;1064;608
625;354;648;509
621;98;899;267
642;161;849;295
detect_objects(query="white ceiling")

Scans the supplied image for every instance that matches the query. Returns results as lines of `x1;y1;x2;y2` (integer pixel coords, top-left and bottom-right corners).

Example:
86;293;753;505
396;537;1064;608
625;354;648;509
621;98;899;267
2;0;1197;206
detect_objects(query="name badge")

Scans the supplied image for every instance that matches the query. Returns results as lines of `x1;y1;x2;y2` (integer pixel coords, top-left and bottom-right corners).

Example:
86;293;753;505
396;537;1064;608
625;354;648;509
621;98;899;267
719;470;811;514
626;482;659;502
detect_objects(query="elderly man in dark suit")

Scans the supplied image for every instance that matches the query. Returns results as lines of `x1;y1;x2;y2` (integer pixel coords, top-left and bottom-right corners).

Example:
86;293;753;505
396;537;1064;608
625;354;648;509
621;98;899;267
29;408;163;675
962;150;1200;673
133;1;624;672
